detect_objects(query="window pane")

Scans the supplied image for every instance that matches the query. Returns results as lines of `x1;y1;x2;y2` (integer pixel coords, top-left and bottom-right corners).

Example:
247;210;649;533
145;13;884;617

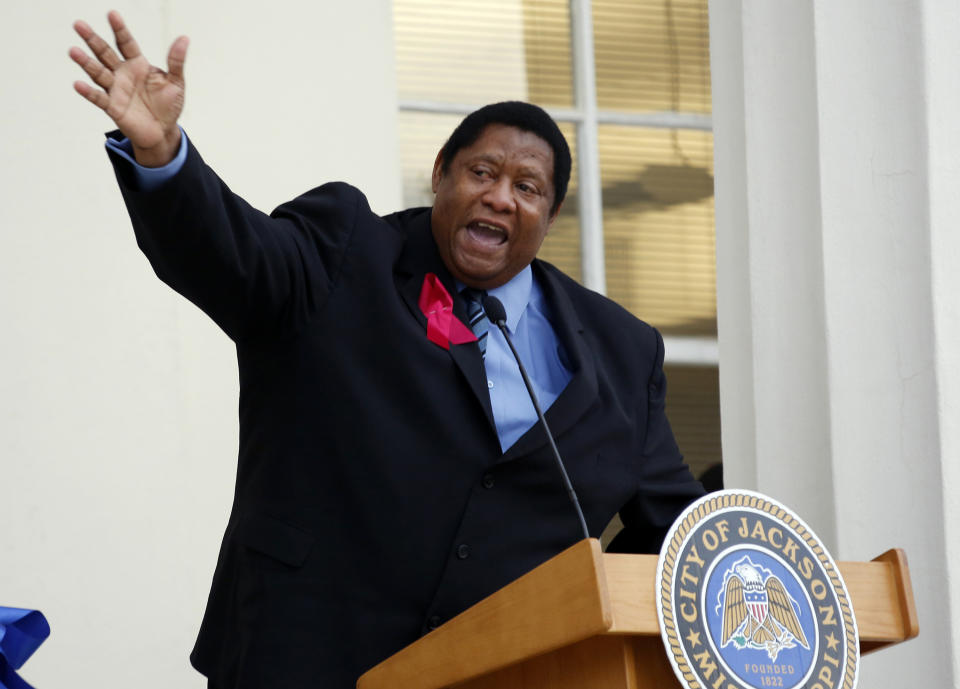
397;111;461;210
599;125;716;335
395;0;573;107
663;364;721;481
593;0;712;113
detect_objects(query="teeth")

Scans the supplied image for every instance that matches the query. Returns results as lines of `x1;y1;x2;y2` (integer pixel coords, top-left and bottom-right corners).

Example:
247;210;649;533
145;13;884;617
476;222;503;232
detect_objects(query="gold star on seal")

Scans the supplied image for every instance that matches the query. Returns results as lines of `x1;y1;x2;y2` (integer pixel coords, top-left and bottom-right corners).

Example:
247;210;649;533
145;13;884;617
826;632;840;652
685;629;702;648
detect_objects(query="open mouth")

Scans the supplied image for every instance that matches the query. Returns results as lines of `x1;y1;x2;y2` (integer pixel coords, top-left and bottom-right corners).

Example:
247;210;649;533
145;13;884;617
465;221;508;247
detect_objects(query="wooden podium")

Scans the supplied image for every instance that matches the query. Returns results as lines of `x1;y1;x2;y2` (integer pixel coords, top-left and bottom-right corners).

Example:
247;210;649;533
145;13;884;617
357;539;918;689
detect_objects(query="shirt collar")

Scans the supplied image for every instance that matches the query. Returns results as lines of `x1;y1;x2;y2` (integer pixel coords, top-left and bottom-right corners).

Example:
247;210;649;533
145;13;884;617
488;265;532;333
457;265;532;334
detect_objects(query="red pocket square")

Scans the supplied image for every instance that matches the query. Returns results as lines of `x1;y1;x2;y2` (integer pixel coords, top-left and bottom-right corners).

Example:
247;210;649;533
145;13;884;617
418;273;477;350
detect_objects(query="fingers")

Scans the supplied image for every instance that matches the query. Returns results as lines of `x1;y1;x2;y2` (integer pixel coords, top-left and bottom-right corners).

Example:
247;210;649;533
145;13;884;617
68;46;115;90
166;35;189;81
73;80;111;112
73;19;122;71
107;10;143;61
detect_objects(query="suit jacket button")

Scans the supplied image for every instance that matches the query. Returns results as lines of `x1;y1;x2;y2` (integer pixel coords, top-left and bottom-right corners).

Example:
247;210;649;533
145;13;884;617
482;474;495;489
427;615;441;630
456;544;470;559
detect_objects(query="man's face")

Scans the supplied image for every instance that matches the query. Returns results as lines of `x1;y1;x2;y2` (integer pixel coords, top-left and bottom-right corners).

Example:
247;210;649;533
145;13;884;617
431;124;558;289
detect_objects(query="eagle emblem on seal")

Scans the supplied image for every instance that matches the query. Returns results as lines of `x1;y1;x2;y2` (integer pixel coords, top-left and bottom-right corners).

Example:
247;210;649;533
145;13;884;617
719;557;810;662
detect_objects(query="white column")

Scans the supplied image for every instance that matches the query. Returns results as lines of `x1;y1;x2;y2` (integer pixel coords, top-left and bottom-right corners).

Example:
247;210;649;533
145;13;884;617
924;0;960;683
710;0;836;530
710;1;956;687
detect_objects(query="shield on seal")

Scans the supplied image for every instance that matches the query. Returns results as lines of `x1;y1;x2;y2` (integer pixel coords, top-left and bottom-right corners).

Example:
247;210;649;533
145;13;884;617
744;588;768;625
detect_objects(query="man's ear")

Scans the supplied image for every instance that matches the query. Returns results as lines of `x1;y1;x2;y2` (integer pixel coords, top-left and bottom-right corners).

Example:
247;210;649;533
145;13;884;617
547;199;564;228
431;150;445;193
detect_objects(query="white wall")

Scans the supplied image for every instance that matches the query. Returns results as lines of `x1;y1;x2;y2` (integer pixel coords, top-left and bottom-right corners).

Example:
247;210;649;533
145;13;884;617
0;1;400;686
923;0;960;684
710;1;957;687
925;0;960;682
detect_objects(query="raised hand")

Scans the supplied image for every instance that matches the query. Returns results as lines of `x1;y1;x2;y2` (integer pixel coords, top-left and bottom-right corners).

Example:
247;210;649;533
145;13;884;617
70;11;189;167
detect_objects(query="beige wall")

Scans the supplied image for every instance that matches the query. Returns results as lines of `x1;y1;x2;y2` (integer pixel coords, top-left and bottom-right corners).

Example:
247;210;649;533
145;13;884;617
0;1;399;686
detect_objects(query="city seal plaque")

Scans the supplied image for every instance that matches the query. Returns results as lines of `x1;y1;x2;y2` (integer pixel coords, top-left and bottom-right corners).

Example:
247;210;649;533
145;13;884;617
656;490;859;689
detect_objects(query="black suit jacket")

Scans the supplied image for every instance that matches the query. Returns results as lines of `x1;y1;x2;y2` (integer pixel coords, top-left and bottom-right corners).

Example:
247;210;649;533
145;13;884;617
108;134;704;688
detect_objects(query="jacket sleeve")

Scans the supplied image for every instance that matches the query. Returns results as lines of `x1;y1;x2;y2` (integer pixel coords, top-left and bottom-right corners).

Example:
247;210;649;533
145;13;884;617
607;328;705;553
107;132;361;342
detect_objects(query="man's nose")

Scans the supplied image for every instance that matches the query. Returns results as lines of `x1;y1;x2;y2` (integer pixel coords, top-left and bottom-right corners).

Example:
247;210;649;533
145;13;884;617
482;179;516;213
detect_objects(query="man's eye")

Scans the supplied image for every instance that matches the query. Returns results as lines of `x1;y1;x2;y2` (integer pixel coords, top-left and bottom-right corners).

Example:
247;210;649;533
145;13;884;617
473;169;489;178
517;182;538;194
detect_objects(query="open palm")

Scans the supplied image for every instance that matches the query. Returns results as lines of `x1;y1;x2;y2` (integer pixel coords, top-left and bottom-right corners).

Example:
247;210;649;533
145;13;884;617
70;11;188;166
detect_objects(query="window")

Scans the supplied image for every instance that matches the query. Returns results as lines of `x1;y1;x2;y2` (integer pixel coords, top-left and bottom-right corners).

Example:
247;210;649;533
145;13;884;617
394;0;721;496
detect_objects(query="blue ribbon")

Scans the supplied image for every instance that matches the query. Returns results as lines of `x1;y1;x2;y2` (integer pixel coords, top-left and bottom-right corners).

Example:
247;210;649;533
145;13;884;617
0;608;49;689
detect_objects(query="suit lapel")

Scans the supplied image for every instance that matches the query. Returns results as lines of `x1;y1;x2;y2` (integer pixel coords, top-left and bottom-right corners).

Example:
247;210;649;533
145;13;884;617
393;209;496;433
498;260;599;463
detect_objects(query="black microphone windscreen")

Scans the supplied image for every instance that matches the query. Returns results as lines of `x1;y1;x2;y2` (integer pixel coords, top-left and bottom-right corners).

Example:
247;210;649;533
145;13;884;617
482;295;507;324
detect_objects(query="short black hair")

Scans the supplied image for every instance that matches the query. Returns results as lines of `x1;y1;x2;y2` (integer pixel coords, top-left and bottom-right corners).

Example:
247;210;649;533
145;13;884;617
440;101;571;216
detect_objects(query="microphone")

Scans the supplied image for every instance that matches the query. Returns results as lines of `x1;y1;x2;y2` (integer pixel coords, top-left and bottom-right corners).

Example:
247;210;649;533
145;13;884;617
482;295;590;542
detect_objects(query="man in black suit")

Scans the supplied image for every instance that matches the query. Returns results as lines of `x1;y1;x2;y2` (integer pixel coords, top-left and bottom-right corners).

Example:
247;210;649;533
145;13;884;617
71;12;704;688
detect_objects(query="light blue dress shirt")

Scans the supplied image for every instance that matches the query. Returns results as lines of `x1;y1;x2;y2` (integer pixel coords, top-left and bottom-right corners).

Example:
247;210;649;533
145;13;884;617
477;268;573;451
105;127;189;191
106;132;573;450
